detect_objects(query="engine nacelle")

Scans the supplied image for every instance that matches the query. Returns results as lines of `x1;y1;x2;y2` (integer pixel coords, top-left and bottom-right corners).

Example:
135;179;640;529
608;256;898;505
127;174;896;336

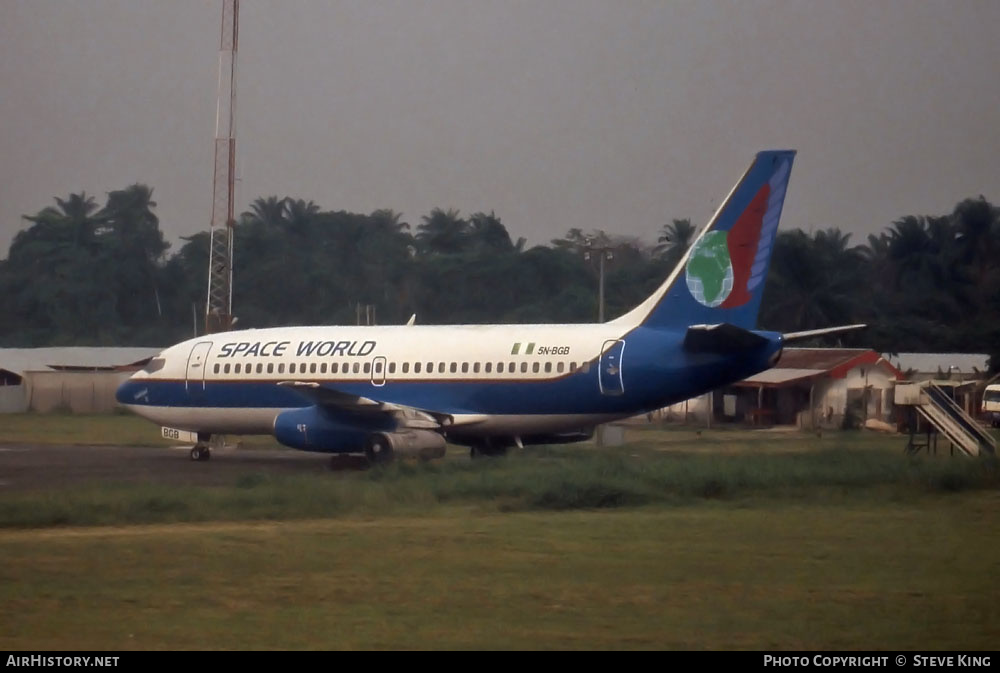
273;406;371;453
273;406;446;460
377;429;447;460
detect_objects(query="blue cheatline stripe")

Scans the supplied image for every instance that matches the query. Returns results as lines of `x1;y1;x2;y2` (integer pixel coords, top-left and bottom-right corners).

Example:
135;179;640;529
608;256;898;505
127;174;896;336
118;327;784;420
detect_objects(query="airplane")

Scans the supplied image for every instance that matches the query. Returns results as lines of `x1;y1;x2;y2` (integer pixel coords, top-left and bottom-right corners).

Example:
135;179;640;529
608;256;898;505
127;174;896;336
116;149;862;463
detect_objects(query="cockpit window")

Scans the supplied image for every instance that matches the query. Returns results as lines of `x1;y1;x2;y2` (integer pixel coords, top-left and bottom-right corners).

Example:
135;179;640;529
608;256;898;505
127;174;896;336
143;358;165;373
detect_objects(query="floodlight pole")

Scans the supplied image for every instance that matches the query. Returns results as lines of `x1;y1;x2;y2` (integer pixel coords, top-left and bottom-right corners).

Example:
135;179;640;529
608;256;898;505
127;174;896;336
205;0;239;334
583;239;614;323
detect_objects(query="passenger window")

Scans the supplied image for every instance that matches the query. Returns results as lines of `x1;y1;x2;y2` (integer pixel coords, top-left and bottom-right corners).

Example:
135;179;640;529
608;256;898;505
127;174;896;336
520;362;528;373
461;363;469;374
310;363;317;374
289;363;296;374
509;362;515;373
569;362;577;373
331;363;338;374
544;362;552;373
388;362;396;374
532;362;540;373
224;363;231;374
473;362;480;373
353;362;360;374
485;362;492;373
236;363;243;374
267;363;274;374
256;363;263;374
364;362;372;375
213;364;220;374
277;363;285;374
581;362;590;373
427;362;434;373
403;362;410;374
320;363;327;374
414;362;421;374
557;362;564;373
450;363;457;374
439;362;445;373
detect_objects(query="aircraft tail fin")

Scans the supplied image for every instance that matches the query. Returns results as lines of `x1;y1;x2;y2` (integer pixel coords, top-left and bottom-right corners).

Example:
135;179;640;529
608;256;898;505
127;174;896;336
611;150;796;330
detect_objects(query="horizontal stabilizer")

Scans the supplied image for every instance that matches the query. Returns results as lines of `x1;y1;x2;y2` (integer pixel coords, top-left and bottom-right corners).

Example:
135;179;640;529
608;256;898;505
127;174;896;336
783;324;866;343
684;323;769;353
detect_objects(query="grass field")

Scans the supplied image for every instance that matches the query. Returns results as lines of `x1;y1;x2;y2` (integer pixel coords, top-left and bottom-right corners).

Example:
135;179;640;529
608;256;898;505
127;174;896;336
2;499;999;650
1;414;999;649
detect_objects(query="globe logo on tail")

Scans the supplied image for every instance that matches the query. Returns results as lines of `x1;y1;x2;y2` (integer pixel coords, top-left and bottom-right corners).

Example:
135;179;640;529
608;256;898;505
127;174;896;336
685;231;734;307
685;179;778;309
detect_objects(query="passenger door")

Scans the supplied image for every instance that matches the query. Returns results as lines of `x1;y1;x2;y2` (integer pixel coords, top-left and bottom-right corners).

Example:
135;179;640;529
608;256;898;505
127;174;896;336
185;341;213;402
598;339;625;396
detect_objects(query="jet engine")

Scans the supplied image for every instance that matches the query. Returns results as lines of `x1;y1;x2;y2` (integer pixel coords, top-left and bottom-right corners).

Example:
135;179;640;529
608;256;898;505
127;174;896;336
273;406;446;461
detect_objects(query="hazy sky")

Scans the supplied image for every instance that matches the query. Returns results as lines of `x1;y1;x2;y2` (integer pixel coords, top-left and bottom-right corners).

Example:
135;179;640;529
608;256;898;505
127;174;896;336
2;0;999;258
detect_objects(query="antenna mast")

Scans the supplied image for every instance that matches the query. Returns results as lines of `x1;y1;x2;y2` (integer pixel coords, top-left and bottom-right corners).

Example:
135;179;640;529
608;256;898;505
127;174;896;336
205;0;239;334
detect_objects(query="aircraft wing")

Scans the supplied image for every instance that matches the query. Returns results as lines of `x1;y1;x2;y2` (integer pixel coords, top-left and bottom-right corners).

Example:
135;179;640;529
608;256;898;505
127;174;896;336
276;381;487;429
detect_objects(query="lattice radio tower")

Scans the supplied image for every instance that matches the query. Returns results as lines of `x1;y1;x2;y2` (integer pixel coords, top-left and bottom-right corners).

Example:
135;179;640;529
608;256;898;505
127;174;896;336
205;0;239;334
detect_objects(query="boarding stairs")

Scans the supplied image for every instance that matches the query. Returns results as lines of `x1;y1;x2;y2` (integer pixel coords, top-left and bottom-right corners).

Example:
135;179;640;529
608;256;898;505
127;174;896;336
894;382;996;457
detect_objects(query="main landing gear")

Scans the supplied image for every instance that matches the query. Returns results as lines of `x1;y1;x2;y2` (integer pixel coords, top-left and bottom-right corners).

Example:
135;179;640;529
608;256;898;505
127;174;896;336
189;432;218;461
190;444;211;462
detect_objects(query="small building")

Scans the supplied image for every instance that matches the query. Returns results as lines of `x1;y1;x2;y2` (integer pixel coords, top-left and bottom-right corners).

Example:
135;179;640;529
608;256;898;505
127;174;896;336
0;347;158;413
719;348;902;429
883;353;992;418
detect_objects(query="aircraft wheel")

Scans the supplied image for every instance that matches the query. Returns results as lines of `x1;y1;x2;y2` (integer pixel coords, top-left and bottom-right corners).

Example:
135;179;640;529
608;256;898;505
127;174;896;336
190;445;211;462
365;434;394;465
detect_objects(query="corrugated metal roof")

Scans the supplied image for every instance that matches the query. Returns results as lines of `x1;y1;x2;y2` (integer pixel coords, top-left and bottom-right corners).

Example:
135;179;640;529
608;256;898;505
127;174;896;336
739;368;826;386
884;353;989;376
773;348;871;371
731;348;901;387
0;347;160;376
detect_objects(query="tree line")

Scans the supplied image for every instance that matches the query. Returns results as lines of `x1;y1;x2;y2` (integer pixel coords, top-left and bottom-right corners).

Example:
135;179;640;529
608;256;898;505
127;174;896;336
1;186;997;371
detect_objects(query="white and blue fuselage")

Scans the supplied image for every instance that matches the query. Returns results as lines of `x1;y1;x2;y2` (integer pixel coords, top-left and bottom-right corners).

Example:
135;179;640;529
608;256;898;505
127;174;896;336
117;321;784;441
117;150;800;459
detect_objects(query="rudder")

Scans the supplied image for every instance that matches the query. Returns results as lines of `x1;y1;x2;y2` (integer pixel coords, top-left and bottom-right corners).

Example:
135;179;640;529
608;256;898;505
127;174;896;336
611;150;795;330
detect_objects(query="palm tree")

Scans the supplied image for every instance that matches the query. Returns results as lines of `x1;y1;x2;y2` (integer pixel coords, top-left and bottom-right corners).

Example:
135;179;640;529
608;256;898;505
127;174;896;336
656;218;696;264
760;228;864;335
468;211;515;253
416;208;468;255
283;198;320;236
242;196;288;231
952;197;999;311
97;184;168;323
18;191;101;252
